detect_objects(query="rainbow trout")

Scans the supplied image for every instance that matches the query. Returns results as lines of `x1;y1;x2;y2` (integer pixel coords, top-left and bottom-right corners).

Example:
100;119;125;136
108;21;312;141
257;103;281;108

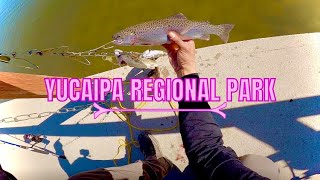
112;13;234;46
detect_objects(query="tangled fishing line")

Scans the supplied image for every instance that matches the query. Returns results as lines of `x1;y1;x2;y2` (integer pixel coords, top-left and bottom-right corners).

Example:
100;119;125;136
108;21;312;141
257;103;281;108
0;40;120;69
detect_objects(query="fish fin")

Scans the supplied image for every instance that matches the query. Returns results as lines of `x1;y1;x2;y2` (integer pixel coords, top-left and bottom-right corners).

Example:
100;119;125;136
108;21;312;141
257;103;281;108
183;22;234;43
214;24;234;43
166;13;188;20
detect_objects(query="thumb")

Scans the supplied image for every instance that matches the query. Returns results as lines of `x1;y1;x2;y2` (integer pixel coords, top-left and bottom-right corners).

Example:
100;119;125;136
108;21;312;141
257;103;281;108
168;31;185;49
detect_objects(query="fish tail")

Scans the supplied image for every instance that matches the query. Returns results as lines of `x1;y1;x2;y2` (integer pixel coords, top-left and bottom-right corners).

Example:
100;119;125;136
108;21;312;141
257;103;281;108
211;24;234;43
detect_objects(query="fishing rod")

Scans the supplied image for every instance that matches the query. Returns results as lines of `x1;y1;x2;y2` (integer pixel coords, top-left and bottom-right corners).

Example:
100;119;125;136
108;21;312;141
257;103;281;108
0;139;66;159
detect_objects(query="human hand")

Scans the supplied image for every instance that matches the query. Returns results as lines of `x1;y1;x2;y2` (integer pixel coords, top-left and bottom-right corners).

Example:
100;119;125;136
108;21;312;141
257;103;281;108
163;32;196;77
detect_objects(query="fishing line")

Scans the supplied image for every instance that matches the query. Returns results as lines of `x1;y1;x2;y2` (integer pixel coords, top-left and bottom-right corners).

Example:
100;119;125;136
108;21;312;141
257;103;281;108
0;40;117;69
63;108;109;147
61;41;116;66
1;70;178;166
111;99;179;165
0;139;66;159
60;90;178;165
1;81;179;165
0;53;39;69
5;132;65;159
0;39;163;70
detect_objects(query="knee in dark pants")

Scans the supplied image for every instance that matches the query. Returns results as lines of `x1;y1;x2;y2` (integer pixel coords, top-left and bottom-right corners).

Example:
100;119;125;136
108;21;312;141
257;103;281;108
239;154;279;180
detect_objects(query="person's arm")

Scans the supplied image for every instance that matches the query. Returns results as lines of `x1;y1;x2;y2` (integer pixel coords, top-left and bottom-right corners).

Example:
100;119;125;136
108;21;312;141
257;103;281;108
164;32;268;179
179;74;267;179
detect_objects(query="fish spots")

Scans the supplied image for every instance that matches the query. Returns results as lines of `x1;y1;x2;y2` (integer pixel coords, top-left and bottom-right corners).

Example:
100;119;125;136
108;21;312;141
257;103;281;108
113;14;233;46
214;53;222;59
200;63;204;66
256;46;260;49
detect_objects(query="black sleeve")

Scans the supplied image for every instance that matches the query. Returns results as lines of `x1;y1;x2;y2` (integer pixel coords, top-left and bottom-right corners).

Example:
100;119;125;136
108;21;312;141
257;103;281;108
0;164;17;180
178;73;268;180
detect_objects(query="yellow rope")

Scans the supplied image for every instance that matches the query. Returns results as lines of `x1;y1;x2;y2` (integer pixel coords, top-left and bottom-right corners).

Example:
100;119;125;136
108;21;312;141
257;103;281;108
110;96;179;166
95;78;180;165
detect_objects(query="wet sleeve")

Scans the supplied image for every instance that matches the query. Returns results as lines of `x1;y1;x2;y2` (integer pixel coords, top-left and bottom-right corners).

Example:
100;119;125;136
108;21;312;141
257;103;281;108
178;74;268;180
